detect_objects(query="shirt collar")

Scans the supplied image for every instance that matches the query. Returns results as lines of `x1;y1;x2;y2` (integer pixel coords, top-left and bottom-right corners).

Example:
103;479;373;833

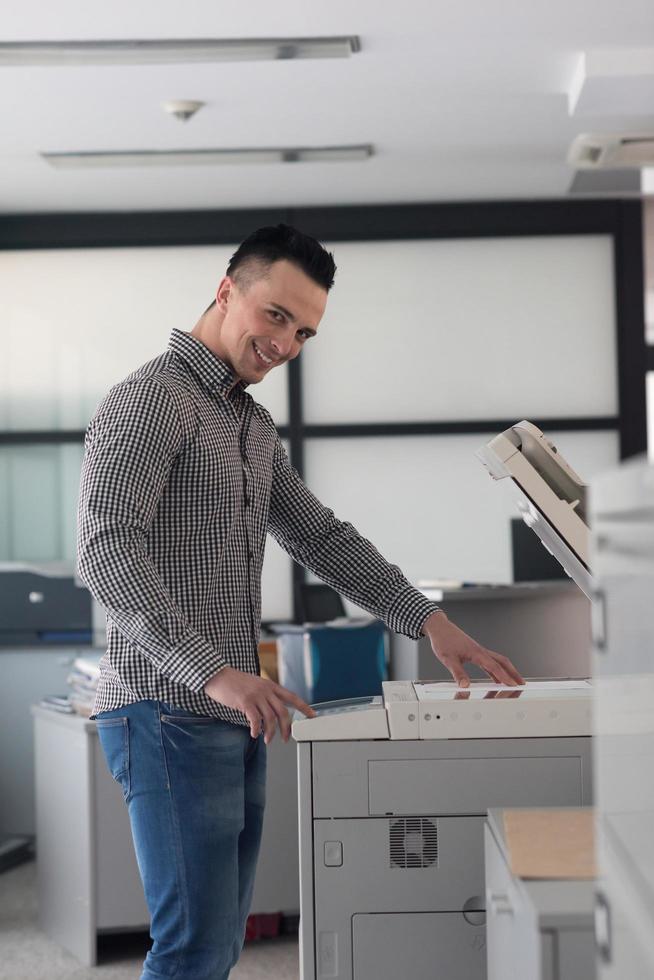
168;329;240;396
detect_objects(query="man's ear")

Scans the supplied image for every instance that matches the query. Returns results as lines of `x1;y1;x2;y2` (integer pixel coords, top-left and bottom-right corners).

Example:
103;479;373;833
215;276;233;312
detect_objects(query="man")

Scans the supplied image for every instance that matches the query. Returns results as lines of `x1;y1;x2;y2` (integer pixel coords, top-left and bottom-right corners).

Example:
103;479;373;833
77;224;523;980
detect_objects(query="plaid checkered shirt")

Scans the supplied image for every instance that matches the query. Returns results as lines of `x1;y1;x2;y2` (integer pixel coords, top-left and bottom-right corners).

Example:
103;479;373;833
77;329;440;726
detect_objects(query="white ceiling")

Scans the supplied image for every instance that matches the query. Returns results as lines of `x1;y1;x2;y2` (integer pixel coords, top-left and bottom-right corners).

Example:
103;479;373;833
1;0;653;213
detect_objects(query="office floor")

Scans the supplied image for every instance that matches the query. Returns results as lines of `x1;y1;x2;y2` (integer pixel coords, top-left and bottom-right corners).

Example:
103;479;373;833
0;861;299;980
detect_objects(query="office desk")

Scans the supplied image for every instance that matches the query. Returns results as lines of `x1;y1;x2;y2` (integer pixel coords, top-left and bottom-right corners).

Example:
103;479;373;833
0;645;103;837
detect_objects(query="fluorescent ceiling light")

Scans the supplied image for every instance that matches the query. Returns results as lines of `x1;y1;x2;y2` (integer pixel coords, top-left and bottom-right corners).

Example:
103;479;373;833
42;145;374;169
0;37;360;66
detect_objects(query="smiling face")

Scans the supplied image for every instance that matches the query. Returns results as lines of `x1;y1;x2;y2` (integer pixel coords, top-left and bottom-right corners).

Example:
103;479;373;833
199;259;327;385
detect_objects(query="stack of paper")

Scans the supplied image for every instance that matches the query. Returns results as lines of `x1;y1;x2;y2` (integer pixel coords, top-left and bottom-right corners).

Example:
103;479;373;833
66;654;102;717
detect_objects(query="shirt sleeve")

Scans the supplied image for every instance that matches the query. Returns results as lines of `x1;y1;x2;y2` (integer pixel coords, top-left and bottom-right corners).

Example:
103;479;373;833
267;438;440;639
76;378;227;691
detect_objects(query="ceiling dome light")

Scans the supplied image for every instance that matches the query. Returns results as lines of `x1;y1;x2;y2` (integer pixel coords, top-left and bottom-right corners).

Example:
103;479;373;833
162;100;205;122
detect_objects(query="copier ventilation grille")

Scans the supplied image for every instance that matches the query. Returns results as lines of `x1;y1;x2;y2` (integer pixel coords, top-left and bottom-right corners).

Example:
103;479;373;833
389;817;438;869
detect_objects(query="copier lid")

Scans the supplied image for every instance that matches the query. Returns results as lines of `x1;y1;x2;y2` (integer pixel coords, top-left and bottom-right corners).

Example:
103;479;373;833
476;421;592;598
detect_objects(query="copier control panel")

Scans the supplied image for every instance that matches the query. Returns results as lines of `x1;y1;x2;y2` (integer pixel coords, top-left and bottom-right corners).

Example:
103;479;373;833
291;695;389;741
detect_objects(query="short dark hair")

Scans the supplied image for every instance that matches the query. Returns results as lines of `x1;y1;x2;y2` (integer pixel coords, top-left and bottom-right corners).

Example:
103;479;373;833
227;223;336;292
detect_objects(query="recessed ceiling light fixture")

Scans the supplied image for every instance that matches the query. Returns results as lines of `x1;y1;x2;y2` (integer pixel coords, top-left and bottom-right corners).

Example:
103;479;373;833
162;99;205;122
41;145;374;168
0;36;360;66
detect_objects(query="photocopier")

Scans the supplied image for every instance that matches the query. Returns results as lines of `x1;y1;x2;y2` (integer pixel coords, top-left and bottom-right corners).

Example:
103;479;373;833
292;422;594;980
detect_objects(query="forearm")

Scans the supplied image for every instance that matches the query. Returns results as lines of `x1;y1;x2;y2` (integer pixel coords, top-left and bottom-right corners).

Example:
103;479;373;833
292;523;437;636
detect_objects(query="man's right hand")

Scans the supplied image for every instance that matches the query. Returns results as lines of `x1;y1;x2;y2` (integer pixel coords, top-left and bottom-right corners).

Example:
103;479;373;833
204;666;316;743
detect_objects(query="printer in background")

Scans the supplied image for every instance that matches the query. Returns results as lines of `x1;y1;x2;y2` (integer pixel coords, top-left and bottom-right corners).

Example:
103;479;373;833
0;563;100;844
0;562;93;646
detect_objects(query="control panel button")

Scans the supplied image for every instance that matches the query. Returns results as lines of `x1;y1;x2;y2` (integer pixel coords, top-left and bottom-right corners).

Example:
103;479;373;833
324;841;343;867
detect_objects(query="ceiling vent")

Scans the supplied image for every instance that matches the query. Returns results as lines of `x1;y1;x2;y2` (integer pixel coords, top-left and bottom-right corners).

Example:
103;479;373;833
568;133;654;170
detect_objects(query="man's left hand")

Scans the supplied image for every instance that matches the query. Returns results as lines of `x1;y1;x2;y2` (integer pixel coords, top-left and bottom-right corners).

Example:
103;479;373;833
422;610;524;688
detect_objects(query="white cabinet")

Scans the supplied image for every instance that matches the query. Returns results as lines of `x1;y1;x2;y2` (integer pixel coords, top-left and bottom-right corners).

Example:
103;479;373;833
0;646;97;836
33;707;149;965
591;461;654;976
32;707;299;966
484;810;595;980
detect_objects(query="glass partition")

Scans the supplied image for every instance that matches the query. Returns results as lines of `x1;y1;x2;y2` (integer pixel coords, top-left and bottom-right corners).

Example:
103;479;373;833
304;430;619;586
304;236;616;423
0;245;289;430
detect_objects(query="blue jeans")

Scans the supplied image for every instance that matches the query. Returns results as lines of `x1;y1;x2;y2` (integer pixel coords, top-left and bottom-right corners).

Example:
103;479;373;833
95;700;266;980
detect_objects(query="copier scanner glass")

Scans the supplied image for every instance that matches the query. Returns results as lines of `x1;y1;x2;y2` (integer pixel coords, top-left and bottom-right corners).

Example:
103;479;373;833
476;421;592;597
416;680;591;701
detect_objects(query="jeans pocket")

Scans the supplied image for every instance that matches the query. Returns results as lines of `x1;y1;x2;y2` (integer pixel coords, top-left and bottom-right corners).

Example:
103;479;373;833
96;717;131;802
160;714;215;725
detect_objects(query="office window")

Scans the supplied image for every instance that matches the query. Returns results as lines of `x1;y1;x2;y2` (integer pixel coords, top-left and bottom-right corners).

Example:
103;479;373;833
303;236;616;422
2;202;640;620
0;439;292;619
0;443;83;562
0;245;289;430
646;199;654;345
261;534;293;622
304;431;619;587
261;439;293;621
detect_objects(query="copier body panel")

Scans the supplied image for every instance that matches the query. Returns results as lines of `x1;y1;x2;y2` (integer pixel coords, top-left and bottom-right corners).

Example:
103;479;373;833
298;734;593;980
294;420;596;980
